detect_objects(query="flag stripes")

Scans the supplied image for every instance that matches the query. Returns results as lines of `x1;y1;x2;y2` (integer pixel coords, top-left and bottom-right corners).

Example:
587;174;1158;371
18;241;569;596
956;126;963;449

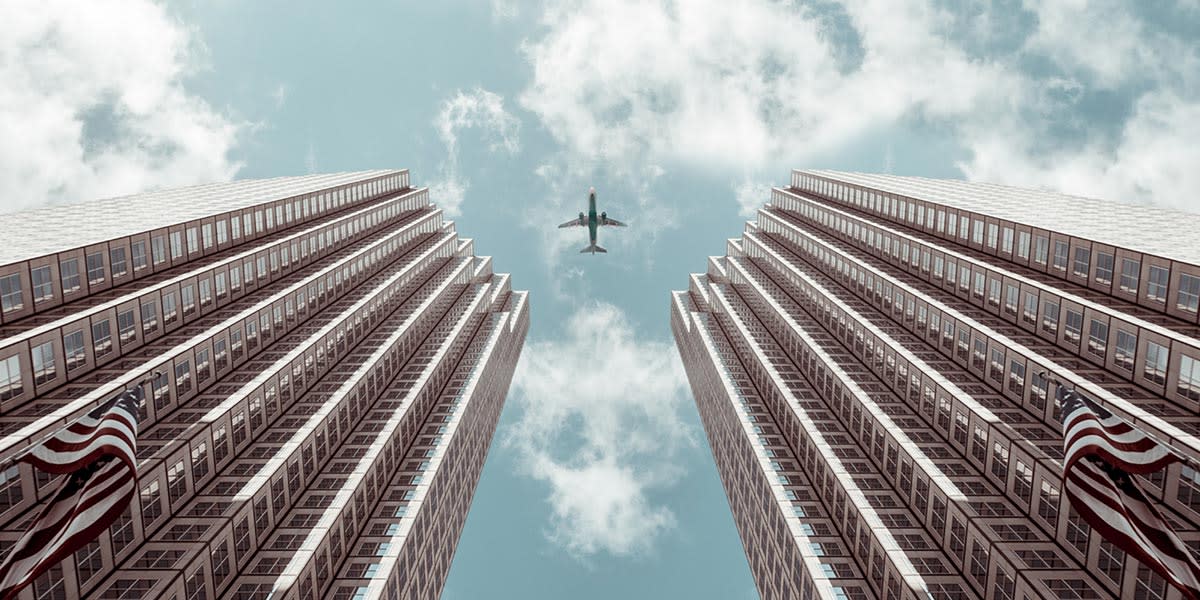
1063;392;1178;474
0;386;142;600
1059;385;1200;600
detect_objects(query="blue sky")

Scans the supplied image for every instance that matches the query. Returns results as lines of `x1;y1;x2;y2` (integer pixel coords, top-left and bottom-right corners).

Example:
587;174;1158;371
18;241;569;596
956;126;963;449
2;1;1199;598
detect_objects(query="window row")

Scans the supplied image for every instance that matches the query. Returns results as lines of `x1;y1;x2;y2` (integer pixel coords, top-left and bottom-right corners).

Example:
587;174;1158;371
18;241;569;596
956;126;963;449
769;190;1200;408
792;172;1200;324
0;172;409;320
0;192;431;408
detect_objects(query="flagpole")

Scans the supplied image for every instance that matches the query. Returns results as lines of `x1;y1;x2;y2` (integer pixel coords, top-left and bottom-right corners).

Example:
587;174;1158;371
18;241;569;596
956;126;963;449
0;370;161;471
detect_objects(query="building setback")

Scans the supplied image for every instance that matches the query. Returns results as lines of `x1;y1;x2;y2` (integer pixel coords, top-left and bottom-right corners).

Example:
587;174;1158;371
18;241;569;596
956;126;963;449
0;170;529;599
672;169;1200;600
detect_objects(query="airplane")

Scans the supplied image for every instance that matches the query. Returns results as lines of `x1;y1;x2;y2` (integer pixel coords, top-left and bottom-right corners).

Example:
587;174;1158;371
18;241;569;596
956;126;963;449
558;186;626;254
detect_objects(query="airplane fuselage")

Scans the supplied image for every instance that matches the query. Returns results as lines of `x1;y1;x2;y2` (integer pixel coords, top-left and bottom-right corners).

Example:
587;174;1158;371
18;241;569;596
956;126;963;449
587;192;598;245
558;186;622;254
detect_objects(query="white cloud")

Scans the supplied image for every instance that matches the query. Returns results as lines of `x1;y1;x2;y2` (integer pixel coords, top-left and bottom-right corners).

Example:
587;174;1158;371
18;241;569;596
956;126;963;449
427;177;468;217
519;0;1013;174
428;88;520;216
520;0;1200;212
507;302;693;557
734;179;772;218
491;0;519;20
959;90;1200;212
435;87;520;158
0;0;243;213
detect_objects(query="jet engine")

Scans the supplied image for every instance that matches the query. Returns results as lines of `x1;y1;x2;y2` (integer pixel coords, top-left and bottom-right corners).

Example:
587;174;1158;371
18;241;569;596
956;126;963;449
601;211;607;220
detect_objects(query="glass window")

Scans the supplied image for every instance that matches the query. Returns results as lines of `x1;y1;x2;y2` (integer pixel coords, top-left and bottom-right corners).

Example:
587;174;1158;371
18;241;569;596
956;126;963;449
110;247;128;278
1115;330;1136;371
987;223;998;248
1148;266;1169;301
1017;231;1030;259
1087;320;1108;358
1120;258;1139;293
972;219;984;245
182;285;196;316
93;320;112;358
31;266;53;302
1001;227;1013;253
152;236;166;264
1042;301;1060;335
1034;235;1049;264
131;241;148;271
0;274;21;313
64;329;85;372
1073;247;1090;278
186;228;199;254
1095;252;1113;285
1038;480;1060;526
86;252;105;285
141;301;159;335
117;309;136;344
1064;310;1083;343
163;293;178;325
60;259;80;294
32;341;55;385
1144;341;1168;385
1022;293;1038;324
0;355;23;401
1178;274;1200;312
170;231;184;259
1178;355;1200;402
1053;241;1069;271
202;224;214;249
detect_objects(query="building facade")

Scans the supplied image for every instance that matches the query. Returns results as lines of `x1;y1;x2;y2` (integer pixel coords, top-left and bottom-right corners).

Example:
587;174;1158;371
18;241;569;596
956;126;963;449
672;170;1200;600
0;170;529;599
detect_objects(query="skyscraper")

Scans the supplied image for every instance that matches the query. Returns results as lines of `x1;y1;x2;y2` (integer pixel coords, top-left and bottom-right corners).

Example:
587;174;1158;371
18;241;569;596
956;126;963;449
672;170;1200;600
0;170;529;599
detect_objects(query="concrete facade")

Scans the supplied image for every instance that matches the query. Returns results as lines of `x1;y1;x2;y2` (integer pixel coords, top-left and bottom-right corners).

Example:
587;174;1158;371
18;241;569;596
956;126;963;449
672;170;1200;600
0;170;528;599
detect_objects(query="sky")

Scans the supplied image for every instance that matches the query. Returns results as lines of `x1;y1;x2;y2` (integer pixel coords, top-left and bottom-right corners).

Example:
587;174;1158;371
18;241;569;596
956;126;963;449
1;0;1199;598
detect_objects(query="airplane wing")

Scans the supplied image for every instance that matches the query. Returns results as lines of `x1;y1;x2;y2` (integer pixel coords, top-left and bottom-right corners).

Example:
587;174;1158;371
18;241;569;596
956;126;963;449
558;217;585;228
600;216;627;227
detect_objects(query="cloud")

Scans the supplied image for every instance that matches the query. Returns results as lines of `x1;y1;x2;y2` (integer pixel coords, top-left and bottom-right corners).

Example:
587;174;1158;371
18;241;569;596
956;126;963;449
427;177;468;217
435;87;520;157
518;0;1012;174
491;0;519;20
734;179;772;218
956;2;1200;212
428;88;520;216
506;302;693;557
0;0;244;213
519;0;1200;212
959;90;1200;212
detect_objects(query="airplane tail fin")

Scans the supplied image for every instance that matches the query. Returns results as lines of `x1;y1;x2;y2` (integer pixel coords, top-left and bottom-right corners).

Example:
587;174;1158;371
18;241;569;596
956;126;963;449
579;244;607;254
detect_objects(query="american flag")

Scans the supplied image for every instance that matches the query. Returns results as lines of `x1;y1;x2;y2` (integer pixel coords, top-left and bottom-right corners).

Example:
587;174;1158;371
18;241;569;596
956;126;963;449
0;385;142;600
1060;384;1200;600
